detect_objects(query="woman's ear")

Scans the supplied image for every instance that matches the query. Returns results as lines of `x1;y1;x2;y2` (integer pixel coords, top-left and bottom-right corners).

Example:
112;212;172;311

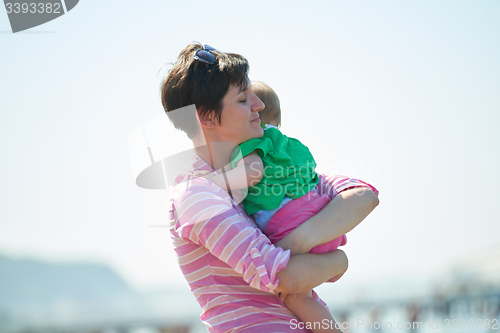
197;108;217;129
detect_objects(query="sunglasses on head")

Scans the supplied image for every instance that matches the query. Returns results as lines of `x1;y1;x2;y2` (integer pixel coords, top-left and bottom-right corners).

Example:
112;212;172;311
193;45;218;65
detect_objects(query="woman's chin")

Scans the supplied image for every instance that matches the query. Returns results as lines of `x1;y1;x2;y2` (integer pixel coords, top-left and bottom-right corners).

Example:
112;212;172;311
253;127;264;138
238;127;263;143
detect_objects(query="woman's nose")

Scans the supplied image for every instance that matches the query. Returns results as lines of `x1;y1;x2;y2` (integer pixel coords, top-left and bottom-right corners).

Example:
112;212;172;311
252;94;265;113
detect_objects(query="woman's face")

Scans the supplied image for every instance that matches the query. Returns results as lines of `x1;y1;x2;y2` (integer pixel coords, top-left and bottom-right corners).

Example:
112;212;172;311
217;80;265;145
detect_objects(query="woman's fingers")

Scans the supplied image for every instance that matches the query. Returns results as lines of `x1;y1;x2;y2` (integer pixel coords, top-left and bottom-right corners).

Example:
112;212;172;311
326;271;346;283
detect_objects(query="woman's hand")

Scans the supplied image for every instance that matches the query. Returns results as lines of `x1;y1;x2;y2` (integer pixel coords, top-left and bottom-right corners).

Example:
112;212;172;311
326;271;346;283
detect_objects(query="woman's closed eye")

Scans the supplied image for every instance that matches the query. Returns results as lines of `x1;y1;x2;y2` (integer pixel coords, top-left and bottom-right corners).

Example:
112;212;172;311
239;92;247;103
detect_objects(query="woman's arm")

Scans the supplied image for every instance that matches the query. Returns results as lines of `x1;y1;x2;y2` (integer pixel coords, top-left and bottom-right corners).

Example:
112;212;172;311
175;172;375;295
274;249;348;294
276;187;379;255
274;181;378;295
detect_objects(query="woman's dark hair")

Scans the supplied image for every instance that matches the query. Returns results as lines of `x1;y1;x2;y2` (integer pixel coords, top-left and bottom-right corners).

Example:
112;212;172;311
161;43;249;138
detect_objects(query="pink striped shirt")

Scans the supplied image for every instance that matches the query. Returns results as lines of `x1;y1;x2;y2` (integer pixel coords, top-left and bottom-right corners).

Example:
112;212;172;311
168;155;378;332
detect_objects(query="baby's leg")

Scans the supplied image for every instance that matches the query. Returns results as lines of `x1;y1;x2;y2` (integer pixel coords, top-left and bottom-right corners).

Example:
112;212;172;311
284;290;343;333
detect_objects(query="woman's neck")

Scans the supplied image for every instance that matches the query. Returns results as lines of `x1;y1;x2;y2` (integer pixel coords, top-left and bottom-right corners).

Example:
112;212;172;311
193;141;238;171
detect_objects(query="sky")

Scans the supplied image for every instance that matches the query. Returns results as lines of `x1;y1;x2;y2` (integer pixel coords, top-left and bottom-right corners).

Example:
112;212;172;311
1;0;499;297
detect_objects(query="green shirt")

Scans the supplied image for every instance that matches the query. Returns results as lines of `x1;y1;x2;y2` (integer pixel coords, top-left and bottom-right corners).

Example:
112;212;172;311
231;123;319;215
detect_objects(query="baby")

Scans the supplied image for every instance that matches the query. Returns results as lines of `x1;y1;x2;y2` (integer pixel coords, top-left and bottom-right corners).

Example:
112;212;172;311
207;81;350;332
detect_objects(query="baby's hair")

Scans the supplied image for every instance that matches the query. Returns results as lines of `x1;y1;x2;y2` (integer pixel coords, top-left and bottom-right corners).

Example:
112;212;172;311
252;81;281;127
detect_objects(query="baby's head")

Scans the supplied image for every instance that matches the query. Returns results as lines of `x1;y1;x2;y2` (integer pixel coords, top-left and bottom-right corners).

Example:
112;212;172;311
252;81;281;127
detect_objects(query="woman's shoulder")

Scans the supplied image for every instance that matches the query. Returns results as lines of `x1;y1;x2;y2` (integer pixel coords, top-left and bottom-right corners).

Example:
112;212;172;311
168;174;241;230
169;174;231;204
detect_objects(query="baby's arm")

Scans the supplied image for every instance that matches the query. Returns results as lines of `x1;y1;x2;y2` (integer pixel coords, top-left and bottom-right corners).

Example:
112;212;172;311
209;152;264;191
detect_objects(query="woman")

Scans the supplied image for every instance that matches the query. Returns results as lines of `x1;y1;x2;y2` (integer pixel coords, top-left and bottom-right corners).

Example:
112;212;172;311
161;43;379;332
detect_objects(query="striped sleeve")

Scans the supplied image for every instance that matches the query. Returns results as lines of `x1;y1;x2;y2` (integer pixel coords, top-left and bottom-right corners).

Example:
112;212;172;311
315;174;379;199
171;178;290;294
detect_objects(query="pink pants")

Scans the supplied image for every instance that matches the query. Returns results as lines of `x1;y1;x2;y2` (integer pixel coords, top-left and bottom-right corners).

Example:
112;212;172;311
264;190;347;254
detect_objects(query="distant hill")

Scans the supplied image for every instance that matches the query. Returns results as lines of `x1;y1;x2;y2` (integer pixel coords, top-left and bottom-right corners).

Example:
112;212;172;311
0;254;131;310
0;254;200;330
